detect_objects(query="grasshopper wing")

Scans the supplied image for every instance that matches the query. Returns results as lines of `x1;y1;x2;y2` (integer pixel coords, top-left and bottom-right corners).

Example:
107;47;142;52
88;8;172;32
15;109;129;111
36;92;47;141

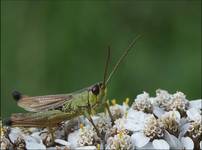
12;91;72;112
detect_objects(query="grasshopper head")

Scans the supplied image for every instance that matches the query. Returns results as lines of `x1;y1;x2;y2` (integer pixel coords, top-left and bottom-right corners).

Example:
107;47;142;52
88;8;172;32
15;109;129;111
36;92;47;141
91;82;106;96
91;82;107;104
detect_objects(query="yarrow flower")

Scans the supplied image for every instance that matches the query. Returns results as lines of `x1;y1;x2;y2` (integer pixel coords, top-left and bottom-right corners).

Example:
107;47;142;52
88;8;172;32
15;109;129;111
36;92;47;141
152;89;172;108
109;99;124;120
159;111;180;136
113;118;127;132
184;121;202;149
96;115;112;134
1;121;11;150
132;92;153;113
105;118;129;141
0;137;10;150
13;137;26;150
78;124;98;146
131;115;169;149
167;91;189;116
143;116;164;140
106;131;133;150
187;121;202;140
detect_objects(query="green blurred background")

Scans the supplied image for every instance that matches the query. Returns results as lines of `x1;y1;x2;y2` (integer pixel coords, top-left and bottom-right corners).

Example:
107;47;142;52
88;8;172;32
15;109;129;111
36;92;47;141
1;1;201;118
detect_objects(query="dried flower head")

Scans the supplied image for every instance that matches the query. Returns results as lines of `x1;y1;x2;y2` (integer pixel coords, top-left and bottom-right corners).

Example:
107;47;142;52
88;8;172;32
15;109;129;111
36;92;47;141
13;137;26;150
106;131;133;150
144;116;164;140
167;91;189;116
1;137;11;150
40;130;54;147
159;112;180;136
0;121;12;150
132;92;153;113
78;125;97;146
186;121;202;140
95;116;112;135
154;89;172;108
185;121;202;150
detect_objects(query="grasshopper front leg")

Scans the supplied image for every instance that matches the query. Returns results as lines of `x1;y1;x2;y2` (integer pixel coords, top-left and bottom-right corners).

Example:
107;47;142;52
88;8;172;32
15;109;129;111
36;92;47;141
104;101;115;126
84;95;102;138
84;111;102;139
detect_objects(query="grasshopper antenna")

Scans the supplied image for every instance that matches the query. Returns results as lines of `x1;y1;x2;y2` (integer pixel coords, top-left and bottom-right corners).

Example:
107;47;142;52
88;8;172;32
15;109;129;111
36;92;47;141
106;35;142;85
102;46;111;88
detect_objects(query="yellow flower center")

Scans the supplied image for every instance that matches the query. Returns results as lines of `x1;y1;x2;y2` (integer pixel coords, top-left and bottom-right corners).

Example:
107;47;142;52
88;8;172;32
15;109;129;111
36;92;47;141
97;144;100;150
124;98;130;105
111;99;116;106
80;123;84;129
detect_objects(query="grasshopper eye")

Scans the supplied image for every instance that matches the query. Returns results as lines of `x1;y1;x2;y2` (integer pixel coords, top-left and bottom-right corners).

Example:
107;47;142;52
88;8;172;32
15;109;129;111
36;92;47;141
91;84;100;95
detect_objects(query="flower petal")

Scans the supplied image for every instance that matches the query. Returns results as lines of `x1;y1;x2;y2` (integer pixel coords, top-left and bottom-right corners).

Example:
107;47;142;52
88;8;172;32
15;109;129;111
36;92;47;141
68;130;79;148
153;106;165;118
26;142;46;150
31;132;43;143
172;111;181;122
178;123;190;138
164;131;183;149
124;119;143;132
180;137;194;150
140;142;154;149
189;99;202;109
9;127;23;143
55;139;71;147
152;139;169;150
179;117;188;127
131;132;150;148
186;108;201;121
76;146;96;150
126;109;153;132
25;135;46;149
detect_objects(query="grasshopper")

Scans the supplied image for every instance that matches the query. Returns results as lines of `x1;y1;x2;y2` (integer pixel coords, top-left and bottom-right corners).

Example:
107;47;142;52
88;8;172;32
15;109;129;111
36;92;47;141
4;36;141;141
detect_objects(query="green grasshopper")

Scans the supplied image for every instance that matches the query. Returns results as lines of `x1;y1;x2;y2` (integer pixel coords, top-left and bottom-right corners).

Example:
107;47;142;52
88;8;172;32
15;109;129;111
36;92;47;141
5;36;141;140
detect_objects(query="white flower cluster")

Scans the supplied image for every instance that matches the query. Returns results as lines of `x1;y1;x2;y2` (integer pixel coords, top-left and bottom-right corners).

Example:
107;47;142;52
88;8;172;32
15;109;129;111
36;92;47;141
143;115;164;140
126;90;201;150
1;89;201;150
78;125;97;146
95;115;112;134
109;98;129;120
167;92;189;114
152;89;172;108
132;92;153;113
159;111;180;136
106;132;133;150
105;117;132;150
